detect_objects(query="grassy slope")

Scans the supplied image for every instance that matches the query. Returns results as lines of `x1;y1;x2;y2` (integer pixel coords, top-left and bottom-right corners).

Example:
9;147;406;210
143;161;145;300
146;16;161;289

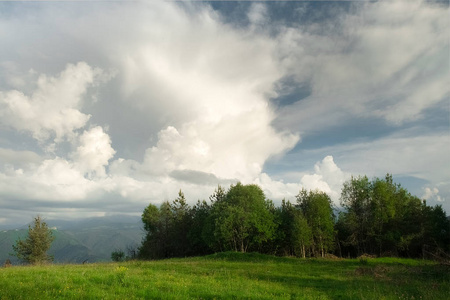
0;252;448;299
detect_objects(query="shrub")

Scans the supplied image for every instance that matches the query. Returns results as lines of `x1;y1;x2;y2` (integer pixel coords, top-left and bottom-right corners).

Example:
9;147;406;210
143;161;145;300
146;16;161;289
111;250;125;262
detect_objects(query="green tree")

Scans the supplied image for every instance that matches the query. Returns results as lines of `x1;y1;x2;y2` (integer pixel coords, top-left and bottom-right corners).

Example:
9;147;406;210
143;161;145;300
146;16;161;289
140;191;194;259
142;203;160;233
273;199;312;257
296;189;335;257
139;203;161;259
415;203;450;258
12;215;55;265
339;175;372;255
370;175;397;255
338;174;449;258
202;186;227;252
211;183;275;253
170;190;192;256
292;210;313;258
188;200;213;256
139;201;174;259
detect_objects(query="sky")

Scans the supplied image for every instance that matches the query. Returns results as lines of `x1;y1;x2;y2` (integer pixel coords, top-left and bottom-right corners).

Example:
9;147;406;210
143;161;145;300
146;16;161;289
0;0;449;228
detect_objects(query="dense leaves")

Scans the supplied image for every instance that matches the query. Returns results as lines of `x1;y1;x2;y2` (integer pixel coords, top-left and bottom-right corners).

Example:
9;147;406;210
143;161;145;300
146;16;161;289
211;183;275;253
296;189;335;257
139;176;450;260
337;174;450;258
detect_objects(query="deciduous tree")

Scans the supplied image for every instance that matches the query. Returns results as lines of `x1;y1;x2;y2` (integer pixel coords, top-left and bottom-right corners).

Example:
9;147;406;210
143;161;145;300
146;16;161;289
297;189;335;257
211;183;275;252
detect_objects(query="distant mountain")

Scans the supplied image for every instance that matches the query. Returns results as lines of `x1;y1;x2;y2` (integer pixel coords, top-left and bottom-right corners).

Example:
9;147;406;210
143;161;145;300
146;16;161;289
0;215;144;265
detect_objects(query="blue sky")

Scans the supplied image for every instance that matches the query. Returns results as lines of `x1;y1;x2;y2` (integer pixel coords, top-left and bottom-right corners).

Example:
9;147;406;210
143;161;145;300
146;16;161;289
0;0;448;227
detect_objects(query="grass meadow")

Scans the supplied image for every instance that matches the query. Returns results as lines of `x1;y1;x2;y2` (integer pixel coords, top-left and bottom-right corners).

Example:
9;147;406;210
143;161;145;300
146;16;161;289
0;252;448;299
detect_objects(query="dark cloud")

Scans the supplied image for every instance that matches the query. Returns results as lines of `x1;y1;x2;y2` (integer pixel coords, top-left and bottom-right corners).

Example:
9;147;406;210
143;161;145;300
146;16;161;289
170;169;236;186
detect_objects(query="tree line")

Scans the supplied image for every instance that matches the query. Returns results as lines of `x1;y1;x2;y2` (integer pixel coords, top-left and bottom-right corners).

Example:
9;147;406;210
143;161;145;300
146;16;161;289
139;175;450;260
10;174;450;265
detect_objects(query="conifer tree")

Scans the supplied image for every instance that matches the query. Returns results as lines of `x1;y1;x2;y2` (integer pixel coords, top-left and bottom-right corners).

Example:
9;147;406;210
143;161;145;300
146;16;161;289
12;215;55;265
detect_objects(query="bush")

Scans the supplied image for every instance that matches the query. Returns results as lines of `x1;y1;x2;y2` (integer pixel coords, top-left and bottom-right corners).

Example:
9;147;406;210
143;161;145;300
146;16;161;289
111;250;125;262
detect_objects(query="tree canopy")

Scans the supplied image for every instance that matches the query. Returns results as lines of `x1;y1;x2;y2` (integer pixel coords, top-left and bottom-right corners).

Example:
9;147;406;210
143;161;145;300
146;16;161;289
337;174;450;258
139;175;450;260
210;183;275;253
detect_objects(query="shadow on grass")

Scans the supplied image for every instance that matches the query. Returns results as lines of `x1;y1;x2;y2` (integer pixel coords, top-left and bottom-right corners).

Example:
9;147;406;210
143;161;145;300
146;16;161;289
198;253;450;300
204;251;295;263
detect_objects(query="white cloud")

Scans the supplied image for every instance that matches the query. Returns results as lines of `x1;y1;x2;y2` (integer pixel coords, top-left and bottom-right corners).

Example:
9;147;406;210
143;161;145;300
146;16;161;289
300;156;348;204
72;126;116;178
276;0;449;132
0;1;302;225
139;116;298;182
0;60;116;208
254;155;348;206
0;158;97;202
118;9;283;129
0;0;448;225
0;62;104;145
422;187;443;203
254;172;301;202
248;3;269;28
93;1;301;182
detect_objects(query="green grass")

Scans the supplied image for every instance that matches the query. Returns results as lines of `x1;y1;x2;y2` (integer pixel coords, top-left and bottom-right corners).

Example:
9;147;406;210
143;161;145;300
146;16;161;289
0;252;448;299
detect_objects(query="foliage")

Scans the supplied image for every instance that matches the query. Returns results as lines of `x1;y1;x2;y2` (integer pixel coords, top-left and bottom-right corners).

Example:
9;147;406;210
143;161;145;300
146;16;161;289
140;183;276;258
140;191;195;259
338;174;450;258
211;183;276;253
0;254;449;299
111;250;125;262
139;176;449;260
12;215;55;265
296;189;335;257
188;200;212;256
272;199;312;257
114;266;128;286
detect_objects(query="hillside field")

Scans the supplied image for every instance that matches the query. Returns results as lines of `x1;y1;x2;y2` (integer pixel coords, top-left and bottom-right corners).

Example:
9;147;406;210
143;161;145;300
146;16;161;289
0;252;449;299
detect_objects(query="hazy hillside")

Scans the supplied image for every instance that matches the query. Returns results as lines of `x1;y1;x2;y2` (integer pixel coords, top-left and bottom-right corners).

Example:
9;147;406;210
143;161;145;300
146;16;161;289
0;215;143;265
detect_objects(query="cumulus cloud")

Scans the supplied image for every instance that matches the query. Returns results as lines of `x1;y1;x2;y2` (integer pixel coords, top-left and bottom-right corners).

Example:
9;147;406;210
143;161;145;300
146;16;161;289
0;158;97;203
0;61;117;218
0;0;448;225
0;62;105;146
300;156;348;204
0;1;302;226
255;155;348;206
422;187;443;203
254;172;301;202
140;117;298;182
71;126;116;178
